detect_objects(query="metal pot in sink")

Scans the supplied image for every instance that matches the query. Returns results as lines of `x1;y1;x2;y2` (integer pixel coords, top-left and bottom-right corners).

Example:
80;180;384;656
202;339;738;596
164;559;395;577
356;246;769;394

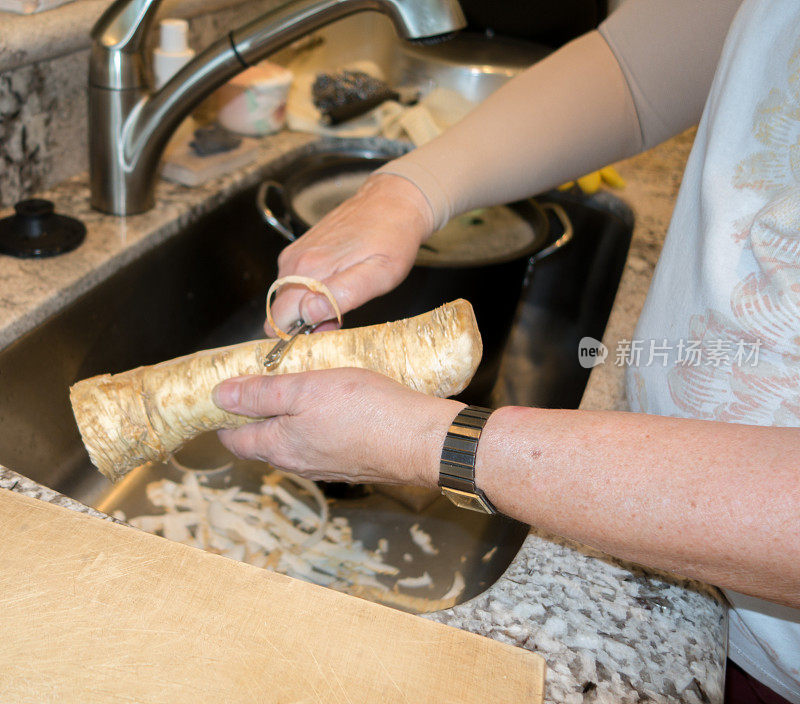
257;153;572;406
394;32;550;103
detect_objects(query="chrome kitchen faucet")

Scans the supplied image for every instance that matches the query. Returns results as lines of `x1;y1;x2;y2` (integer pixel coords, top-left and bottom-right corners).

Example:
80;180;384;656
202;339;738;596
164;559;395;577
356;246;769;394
88;0;466;215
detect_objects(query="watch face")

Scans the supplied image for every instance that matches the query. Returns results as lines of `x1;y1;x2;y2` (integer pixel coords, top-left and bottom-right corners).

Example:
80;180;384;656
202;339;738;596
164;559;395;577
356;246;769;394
441;487;493;514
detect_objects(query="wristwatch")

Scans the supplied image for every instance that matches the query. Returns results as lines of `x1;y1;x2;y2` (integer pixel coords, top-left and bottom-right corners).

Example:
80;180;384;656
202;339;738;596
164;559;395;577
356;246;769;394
438;405;499;515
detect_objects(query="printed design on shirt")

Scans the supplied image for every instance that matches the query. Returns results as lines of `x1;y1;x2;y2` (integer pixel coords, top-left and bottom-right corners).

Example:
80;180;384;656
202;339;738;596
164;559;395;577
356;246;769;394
734;39;800;192
669;187;800;424
668;37;800;425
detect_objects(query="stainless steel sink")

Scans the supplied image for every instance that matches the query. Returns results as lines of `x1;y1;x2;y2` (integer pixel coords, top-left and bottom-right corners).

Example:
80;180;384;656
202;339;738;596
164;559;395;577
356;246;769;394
0;142;632;613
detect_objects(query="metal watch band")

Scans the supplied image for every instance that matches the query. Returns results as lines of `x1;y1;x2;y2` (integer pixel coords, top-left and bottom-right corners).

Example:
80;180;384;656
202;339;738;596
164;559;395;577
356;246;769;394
438;405;499;515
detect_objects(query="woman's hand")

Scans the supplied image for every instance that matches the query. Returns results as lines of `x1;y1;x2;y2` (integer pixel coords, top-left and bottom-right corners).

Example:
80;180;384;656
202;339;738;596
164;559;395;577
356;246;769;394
265;173;434;335
213;368;462;486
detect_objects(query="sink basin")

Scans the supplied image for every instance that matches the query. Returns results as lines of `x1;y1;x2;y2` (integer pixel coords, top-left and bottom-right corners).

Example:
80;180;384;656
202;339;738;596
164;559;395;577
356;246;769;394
0;142;632;613
273;12;547;103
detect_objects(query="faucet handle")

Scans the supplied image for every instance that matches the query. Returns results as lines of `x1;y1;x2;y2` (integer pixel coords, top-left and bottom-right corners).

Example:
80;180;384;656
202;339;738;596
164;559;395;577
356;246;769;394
90;0;165;89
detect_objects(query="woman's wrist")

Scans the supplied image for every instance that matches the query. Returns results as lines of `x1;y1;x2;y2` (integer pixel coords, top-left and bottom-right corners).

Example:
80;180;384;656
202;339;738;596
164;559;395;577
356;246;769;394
359;173;435;246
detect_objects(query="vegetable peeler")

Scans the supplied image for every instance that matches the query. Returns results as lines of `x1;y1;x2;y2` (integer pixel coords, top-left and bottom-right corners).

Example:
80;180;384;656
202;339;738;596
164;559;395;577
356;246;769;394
263;319;317;370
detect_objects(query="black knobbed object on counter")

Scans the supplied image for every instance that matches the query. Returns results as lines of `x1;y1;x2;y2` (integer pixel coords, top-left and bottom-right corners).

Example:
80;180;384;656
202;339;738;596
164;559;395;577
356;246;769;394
0;199;86;259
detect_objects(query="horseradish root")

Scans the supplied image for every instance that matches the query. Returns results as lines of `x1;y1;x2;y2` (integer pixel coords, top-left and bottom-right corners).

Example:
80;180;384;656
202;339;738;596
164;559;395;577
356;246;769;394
70;300;482;481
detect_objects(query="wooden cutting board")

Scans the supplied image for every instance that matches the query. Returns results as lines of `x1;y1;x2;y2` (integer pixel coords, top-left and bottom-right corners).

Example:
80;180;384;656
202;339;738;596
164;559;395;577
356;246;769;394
0;489;545;702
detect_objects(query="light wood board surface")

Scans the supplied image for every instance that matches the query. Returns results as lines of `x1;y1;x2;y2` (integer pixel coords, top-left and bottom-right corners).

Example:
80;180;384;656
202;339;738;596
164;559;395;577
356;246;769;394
0;488;545;702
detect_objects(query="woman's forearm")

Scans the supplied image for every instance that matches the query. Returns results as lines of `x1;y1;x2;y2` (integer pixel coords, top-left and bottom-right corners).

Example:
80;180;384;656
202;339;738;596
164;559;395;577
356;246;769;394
377;31;642;229
470;406;800;607
213;365;797;605
378;0;742;230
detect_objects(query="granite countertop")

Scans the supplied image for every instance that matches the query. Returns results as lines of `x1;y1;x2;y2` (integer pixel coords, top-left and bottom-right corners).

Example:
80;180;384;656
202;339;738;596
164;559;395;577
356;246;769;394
0;128;727;703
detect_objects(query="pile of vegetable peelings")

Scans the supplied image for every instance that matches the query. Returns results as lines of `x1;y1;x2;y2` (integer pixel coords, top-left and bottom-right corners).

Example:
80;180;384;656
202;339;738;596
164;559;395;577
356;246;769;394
114;469;469;611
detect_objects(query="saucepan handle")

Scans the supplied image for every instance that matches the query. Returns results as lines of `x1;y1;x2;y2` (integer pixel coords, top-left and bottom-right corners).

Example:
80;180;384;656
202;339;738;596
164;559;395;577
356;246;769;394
533;202;573;262
256;181;297;243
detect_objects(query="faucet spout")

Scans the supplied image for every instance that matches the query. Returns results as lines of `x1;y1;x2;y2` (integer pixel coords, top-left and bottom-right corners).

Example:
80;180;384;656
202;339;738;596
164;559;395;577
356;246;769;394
90;0;166;89
89;0;466;215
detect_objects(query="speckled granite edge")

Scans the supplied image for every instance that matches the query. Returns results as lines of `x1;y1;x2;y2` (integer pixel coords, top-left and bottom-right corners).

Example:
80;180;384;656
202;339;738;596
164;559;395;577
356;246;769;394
0;465;118;522
426;528;727;704
0;130;728;703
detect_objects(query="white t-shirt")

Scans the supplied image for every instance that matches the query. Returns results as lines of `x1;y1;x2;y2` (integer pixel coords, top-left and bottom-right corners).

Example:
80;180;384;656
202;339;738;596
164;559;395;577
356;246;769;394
628;0;800;700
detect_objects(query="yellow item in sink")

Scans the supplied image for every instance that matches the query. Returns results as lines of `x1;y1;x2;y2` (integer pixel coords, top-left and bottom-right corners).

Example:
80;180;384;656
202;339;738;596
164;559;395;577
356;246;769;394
559;165;626;194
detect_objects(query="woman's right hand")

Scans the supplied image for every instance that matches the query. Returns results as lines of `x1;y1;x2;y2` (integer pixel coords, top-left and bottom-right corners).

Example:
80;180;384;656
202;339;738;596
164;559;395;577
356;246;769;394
265;173;434;336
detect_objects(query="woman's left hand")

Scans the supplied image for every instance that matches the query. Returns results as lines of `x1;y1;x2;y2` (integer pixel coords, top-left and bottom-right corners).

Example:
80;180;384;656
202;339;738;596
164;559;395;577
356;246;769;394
213;368;463;486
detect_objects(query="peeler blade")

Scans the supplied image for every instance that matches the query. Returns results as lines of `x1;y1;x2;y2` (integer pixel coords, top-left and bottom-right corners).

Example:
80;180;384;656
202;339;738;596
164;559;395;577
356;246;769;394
263;319;316;370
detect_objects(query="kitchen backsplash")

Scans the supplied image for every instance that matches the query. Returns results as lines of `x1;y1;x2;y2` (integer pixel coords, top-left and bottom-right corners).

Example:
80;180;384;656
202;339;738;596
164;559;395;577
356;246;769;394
0;0;284;209
0;51;86;208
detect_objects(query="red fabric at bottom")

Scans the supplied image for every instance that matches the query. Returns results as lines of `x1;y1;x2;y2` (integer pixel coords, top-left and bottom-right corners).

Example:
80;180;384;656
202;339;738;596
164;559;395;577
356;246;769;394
726;659;792;704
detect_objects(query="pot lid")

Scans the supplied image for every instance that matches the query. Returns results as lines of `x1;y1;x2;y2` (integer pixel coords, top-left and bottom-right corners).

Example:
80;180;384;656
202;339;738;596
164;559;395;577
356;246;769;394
290;169;544;266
